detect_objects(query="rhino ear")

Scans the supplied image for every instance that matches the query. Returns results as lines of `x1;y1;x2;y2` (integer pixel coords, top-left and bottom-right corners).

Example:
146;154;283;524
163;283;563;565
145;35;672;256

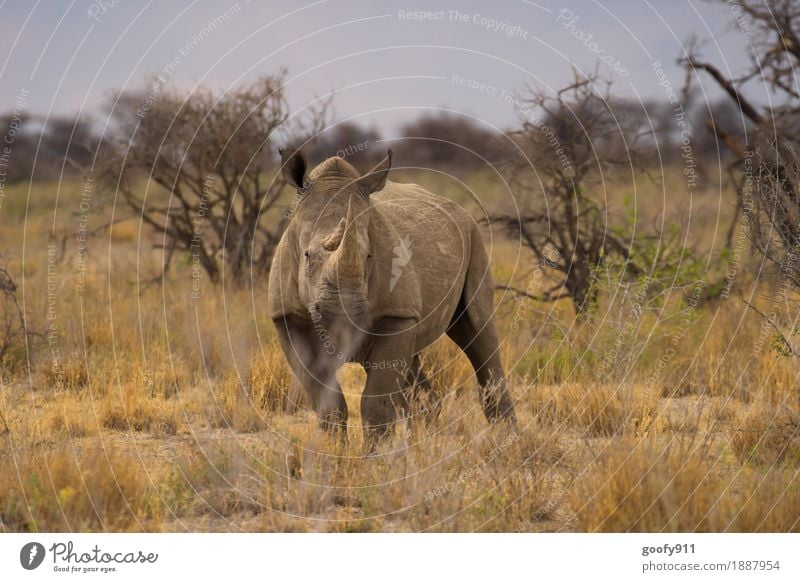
356;150;392;196
279;148;308;192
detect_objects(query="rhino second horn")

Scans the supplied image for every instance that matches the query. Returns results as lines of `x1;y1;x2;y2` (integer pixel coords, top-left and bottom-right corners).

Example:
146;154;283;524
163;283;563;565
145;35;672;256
323;217;346;251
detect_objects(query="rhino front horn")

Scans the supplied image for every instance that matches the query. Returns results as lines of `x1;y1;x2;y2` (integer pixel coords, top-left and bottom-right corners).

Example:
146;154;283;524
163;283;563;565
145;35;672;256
333;199;362;278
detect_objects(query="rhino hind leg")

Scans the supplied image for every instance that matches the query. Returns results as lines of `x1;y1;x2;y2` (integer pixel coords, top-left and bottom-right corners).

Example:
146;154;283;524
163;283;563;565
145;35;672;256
446;228;517;423
446;311;516;422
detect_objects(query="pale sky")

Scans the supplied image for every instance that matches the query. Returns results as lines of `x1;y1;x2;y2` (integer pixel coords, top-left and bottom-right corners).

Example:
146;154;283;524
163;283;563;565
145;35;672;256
0;0;755;134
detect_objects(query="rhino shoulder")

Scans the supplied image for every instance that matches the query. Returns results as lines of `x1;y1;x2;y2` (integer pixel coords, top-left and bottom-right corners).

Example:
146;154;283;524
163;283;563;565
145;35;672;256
366;181;477;326
267;227;305;319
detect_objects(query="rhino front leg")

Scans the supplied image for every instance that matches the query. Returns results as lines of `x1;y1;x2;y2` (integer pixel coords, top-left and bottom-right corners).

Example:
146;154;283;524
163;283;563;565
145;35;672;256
313;366;348;435
361;318;416;448
274;318;348;436
405;354;441;426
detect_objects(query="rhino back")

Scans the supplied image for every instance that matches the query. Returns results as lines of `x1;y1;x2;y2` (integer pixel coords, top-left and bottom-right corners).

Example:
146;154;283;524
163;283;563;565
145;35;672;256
369;181;476;348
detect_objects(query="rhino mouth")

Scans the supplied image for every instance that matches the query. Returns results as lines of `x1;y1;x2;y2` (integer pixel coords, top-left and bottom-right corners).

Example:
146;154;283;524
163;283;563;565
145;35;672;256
312;298;369;327
313;281;368;318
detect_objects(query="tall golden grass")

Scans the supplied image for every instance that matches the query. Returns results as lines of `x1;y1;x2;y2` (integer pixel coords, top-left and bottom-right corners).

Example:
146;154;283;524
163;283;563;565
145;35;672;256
0;175;798;532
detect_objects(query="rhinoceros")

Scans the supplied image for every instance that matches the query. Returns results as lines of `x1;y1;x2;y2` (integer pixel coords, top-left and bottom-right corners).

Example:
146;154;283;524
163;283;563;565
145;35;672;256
268;148;516;444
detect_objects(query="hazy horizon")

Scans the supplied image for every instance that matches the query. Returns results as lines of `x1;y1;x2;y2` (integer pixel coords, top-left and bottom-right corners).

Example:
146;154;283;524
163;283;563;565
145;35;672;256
1;0;756;134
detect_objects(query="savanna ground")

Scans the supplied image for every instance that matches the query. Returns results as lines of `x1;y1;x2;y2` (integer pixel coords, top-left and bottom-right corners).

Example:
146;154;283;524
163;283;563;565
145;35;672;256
1;167;799;532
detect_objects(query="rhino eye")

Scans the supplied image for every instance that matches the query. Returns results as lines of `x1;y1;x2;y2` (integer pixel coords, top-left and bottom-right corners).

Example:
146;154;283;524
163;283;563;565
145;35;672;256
304;250;310;260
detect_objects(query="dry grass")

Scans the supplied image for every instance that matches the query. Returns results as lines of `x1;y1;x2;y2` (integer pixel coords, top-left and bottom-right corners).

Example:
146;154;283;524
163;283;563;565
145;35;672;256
99;393;180;437
0;439;160;532
0;177;799;531
729;408;800;466
570;436;725;532
249;343;295;413
39;394;99;438
726;468;800;532
527;382;662;437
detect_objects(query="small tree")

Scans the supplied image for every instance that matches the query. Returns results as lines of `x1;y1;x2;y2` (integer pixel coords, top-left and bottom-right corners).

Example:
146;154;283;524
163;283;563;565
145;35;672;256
0;254;29;369
487;75;654;315
101;71;327;285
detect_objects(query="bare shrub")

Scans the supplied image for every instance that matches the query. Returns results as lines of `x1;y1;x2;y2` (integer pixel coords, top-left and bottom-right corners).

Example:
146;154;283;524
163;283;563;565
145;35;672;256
0;256;32;370
101;71;327;285
682;1;800;289
487;75;691;315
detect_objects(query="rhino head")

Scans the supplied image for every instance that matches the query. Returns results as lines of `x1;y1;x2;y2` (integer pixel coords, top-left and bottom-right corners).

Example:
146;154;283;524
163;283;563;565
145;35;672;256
279;147;392;359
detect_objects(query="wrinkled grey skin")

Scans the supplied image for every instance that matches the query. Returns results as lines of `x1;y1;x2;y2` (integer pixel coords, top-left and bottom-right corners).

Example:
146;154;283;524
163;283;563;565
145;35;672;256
268;149;516;446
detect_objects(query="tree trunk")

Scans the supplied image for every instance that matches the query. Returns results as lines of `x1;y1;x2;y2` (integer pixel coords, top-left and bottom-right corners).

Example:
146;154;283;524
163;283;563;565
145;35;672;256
568;263;598;317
